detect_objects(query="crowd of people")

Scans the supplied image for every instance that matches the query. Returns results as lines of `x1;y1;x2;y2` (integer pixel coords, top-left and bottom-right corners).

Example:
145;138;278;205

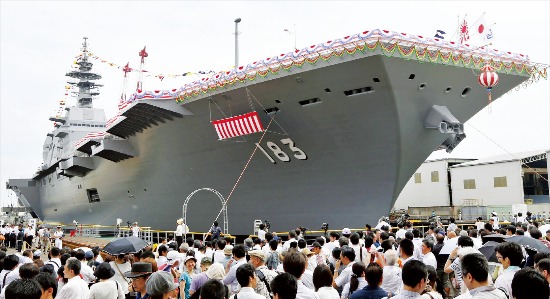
1;215;550;299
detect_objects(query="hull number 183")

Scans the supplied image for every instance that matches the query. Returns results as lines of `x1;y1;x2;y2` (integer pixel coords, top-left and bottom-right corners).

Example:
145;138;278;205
256;138;307;163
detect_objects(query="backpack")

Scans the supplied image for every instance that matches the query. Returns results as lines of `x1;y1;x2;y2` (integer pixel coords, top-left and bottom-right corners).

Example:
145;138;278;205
265;251;279;270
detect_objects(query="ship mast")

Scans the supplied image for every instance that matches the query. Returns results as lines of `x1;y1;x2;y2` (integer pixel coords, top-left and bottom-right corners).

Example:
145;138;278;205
66;37;103;108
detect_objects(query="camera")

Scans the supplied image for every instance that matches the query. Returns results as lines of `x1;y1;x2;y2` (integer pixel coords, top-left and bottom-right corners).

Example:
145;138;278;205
321;223;329;231
298;226;308;232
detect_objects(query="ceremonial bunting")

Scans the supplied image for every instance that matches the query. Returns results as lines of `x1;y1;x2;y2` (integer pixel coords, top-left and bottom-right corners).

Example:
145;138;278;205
211;112;264;140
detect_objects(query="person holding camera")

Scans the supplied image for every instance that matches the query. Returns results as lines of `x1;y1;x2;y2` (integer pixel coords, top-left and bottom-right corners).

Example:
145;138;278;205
258;223;267;241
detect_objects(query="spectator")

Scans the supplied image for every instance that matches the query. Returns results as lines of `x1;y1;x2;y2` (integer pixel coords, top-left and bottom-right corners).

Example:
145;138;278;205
283;251;318;299
110;254;131;298
349;263;388;299
511;267;549;299
124;262;154;299
146;271;179;299
313;265;338;299
398;239;415;265
200;279;229;299
494;242;523;298
461;253;506;298
190;263;225;297
342;262;367;298
5;278;42;299
35;271;58;298
56;257;90;299
421;239;437;270
380;249;401;295
265;240;280;271
444;236;476;293
248;250;277;299
229;264;264;299
180;256;197;299
332;247;356;289
392;260;428;299
223;244;247;294
421;266;443;299
535;258;550;284
89;262;124;299
271;272;298;299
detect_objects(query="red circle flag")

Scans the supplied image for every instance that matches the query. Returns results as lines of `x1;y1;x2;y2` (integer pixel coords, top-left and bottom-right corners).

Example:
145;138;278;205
478;24;485;34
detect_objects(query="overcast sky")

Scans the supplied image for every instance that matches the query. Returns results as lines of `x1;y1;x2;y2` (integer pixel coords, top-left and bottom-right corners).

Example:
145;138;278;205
1;1;549;207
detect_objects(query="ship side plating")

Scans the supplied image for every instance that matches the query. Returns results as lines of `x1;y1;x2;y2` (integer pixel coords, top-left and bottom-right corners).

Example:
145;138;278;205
7;31;541;234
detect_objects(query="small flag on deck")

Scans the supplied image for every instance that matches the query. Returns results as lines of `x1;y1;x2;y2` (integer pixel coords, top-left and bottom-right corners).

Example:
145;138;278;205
212;111;264;140
459;18;470;44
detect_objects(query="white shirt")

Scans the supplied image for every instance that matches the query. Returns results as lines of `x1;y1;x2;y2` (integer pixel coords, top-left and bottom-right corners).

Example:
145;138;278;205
80;262;96;283
350;244;368;263
131;226;140;237
213;250;226;264
412;238;423;260
396;229;407;240
472;238;482;249
283;237;297;250
494;267;520;298
491;217;500;229
157;255;167;266
45;257;62;278
175;224;189;236
230;287;265;299
422;252;437;270
257;229;266;241
342;277;368;298
89;280;125;299
3;266;21;288
109;261;132;295
335;261;355;287
297;280;320;299
375;221;390;230
56;276;90;299
315;286;340;299
475;221;485;231
381;265;402;295
301;269;315;290
0;269;12;290
195;251;205;270
54;230;63;247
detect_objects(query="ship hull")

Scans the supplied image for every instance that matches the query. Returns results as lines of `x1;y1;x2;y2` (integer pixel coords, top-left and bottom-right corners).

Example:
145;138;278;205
16;54;527;234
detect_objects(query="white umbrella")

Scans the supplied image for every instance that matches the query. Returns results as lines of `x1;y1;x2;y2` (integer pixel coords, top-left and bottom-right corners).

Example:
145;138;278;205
439;237;459;255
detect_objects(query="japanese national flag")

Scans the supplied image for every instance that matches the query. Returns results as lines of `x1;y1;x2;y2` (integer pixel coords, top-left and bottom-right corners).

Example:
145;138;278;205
476;15;495;43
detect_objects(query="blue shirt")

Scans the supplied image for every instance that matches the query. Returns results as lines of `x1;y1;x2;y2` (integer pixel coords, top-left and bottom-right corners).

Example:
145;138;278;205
349;285;388;299
179;272;193;299
136;293;150;299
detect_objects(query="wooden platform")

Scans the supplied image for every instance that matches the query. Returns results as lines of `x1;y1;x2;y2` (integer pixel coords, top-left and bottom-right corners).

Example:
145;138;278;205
62;236;112;249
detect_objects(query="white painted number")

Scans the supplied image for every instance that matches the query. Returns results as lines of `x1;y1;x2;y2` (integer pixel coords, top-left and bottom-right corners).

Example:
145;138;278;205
256;143;276;164
257;138;308;163
281;138;307;160
267;142;290;162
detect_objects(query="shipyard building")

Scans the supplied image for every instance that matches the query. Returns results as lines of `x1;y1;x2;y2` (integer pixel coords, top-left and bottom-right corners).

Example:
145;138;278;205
393;149;549;219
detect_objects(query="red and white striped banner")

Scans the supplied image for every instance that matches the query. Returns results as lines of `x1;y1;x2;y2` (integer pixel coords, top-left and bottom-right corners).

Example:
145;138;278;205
211;111;264;140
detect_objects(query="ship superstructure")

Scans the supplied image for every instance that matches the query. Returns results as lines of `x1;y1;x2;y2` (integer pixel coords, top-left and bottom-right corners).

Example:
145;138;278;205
7;30;548;234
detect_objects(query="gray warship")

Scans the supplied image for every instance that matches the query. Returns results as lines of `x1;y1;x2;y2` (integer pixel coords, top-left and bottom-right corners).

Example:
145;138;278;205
6;29;546;235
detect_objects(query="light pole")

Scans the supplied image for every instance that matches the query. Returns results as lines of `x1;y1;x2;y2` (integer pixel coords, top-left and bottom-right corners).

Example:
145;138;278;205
234;18;241;69
284;24;297;50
